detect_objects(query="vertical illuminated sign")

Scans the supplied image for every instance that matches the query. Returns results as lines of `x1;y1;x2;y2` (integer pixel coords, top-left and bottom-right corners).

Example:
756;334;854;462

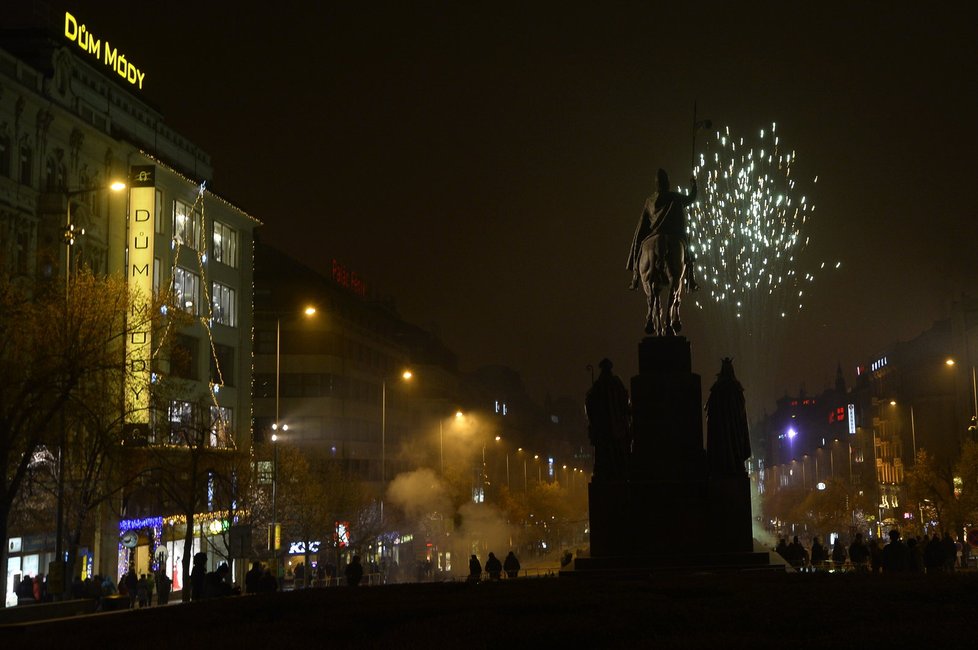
126;165;155;429
847;404;856;435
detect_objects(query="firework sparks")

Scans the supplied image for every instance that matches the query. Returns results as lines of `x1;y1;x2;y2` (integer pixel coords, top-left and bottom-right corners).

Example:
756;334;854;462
688;123;832;319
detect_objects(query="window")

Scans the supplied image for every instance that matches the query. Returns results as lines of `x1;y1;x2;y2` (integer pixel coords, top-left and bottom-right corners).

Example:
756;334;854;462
257;461;273;484
19;144;32;185
173;199;199;249
45;157;65;192
212;221;238;268
210;405;233;448
211;282;236;326
173;266;200;314
210;343;235;387
171;335;199;380
0;134;9;176
168;400;194;445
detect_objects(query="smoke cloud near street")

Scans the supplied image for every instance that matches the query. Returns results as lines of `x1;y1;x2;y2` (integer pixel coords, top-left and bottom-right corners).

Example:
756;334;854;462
386;468;452;523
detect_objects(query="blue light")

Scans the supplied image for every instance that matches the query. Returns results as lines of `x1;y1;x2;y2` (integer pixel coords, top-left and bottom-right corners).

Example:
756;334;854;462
119;516;163;533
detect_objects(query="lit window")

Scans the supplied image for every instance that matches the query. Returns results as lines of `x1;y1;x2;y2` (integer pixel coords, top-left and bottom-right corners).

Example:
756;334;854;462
173;267;200;314
173;199;199;249
212;221;238;268
257;461;273;484
210;405;233;448
211;282;236;327
168;400;194;445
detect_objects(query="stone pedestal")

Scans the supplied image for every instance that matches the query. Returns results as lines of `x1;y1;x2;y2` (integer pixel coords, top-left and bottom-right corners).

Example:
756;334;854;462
567;336;772;576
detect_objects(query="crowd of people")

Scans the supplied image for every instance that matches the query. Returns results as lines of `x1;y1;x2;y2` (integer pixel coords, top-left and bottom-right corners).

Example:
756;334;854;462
14;549;527;609
774;530;971;573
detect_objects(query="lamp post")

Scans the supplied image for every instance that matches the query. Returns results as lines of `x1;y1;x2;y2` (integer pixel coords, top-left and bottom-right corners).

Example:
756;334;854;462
270;425;285;579
945;358;978;435
517;448;527;493
270;305;315;580
55;181;125;593
440;410;464;476
381;369;412;524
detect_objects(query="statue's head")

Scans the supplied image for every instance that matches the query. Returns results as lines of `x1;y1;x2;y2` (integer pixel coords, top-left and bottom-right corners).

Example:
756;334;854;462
599;358;613;372
655;168;670;192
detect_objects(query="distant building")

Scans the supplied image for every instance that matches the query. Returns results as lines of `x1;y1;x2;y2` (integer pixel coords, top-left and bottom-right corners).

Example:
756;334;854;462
756;302;978;541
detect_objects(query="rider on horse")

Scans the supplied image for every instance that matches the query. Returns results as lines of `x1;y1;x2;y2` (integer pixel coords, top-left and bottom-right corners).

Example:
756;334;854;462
626;169;698;292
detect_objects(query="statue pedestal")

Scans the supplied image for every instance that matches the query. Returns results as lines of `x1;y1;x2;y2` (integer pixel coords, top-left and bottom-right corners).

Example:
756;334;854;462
567;337;771;577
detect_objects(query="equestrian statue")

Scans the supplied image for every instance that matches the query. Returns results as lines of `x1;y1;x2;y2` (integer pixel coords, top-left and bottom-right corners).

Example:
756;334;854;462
626;168;698;336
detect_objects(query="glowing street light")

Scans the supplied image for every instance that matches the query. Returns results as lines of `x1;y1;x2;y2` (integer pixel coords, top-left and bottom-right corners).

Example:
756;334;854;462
381;369;413;524
55;179;127;594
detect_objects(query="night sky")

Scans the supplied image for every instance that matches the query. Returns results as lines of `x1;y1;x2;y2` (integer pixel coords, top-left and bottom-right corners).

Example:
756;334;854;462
17;2;978;417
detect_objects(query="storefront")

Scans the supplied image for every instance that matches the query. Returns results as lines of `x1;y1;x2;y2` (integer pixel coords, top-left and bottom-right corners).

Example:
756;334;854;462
117;511;240;592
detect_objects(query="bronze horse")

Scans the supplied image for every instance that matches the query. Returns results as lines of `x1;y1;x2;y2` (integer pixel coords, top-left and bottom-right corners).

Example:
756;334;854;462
638;232;686;336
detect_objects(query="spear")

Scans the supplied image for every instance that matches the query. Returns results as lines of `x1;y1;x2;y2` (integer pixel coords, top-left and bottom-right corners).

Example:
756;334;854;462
691;101;712;171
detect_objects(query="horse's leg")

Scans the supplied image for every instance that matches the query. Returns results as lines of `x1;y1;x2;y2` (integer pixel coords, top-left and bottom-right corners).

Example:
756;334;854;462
643;283;655;335
669;246;685;334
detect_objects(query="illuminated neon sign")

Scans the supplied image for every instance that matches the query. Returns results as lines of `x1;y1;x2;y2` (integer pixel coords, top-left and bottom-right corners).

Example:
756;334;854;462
125;166;155;428
63;12;146;89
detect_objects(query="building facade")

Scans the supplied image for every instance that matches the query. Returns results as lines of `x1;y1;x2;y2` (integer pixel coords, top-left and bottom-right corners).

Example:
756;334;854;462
1;19;257;604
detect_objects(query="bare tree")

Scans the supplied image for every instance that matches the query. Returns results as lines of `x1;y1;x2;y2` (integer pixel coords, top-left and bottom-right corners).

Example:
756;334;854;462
0;270;139;597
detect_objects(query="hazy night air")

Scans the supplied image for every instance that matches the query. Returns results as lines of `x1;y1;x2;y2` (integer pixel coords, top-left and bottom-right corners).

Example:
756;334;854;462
34;1;978;415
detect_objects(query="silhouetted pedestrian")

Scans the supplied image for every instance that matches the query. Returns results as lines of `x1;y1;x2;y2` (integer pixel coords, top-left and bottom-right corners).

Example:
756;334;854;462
191;552;207;601
503;551;521;578
786;536;808;570
810;536;827;570
849;533;869;571
124;567;138;609
942;532;957;572
258;569;277;593
485;552;502;581
881;529;910;573
923;533;943;573
245;561;262;594
202;563;232;599
137;574;149;607
907;536;923;573
775;537;788;561
868;537;882;574
468;554;482;582
831;537;847;570
345;556;364;587
155;570;171;605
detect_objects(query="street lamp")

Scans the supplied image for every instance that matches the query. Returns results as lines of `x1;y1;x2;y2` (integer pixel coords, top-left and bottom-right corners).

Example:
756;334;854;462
55;180;126;594
945;358;978;434
270;425;286;581
274;305;318;434
440;410;464;475
381;369;413;523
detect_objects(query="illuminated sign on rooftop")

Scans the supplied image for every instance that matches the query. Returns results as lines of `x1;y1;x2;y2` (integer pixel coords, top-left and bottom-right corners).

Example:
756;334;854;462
64;12;146;90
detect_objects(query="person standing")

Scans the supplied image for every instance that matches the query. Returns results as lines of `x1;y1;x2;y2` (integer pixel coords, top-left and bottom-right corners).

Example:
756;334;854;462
124;567;138;609
485;552;502;581
155;569;172;606
810;536;827;571
245;561;262;594
503;551;521;579
344;556;364;587
881;529;911;573
848;533;869;572
190;552;207;601
831;537;847;571
467;554;482;583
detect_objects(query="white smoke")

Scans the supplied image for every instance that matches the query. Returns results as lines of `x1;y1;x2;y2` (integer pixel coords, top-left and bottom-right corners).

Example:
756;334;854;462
386;468;452;523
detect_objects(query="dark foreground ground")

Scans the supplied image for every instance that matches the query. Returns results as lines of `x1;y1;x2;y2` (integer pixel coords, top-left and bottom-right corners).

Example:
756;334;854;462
3;571;977;649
